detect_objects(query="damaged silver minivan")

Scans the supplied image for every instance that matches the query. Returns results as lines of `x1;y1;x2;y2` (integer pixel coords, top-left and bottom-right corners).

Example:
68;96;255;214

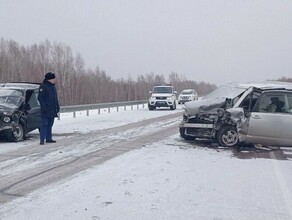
179;81;292;147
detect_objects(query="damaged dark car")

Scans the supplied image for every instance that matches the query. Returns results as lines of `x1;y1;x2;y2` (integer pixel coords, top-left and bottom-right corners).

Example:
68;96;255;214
179;81;292;147
0;83;41;142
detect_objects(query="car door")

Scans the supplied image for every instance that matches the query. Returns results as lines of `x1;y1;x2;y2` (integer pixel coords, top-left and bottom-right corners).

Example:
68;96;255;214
26;90;41;132
245;92;292;146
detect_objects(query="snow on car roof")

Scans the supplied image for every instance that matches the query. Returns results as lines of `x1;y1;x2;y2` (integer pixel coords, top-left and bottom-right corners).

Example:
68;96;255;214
224;81;292;90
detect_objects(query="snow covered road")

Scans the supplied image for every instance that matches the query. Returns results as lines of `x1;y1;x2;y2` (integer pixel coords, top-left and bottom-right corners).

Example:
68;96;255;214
0;111;182;205
1;106;292;220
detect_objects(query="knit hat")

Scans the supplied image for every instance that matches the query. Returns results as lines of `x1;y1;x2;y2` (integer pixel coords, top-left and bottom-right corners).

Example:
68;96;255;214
45;72;56;80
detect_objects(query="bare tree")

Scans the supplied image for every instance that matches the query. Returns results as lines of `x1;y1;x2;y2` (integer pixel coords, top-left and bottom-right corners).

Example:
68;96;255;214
0;38;218;105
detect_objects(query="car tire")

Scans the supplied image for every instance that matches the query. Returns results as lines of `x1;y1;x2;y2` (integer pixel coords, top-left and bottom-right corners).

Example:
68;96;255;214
148;105;156;110
217;126;239;147
6;123;25;142
170;102;176;110
179;127;196;140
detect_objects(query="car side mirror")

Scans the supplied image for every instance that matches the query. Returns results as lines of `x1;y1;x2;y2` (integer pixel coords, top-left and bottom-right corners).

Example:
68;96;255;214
149;91;152;94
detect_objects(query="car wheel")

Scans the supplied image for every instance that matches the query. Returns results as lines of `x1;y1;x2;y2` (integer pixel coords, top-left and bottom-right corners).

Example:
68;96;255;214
217;126;239;147
179;127;196;140
7;123;25;142
148;105;156;110
170;102;176;110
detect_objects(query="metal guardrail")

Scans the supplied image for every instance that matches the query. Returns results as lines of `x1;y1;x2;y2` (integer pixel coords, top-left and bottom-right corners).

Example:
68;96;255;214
58;100;148;119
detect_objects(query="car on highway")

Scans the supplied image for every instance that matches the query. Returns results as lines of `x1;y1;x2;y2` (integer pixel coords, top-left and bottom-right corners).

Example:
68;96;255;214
178;89;198;104
179;81;292;147
148;84;177;110
0;82;41;141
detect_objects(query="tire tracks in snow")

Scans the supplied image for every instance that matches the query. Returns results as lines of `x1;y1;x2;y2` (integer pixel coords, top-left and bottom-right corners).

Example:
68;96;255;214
0;112;182;205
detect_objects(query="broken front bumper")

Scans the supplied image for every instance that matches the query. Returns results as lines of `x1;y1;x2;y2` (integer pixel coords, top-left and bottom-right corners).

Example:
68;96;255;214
180;121;215;138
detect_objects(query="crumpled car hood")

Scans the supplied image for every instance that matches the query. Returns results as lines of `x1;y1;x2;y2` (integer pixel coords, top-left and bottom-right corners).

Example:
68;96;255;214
183;98;227;116
183;83;250;117
0;104;17;111
0;104;17;117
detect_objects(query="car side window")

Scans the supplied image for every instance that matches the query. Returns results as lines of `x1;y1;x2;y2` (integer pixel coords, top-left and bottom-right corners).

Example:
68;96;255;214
254;94;286;113
28;92;40;108
254;96;270;112
287;93;292;114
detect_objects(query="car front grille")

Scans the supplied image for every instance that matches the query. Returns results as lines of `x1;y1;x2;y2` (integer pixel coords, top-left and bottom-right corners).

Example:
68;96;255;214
180;96;191;100
156;97;167;100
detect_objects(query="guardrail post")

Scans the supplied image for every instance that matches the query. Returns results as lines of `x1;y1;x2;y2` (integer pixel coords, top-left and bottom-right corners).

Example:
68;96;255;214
98;108;100;114
73;111;76;118
87;109;89;116
58;113;60;120
124;106;126;111
117;106;119;112
108;107;110;113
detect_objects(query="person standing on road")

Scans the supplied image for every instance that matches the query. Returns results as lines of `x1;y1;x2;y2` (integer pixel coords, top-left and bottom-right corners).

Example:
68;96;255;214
38;72;60;145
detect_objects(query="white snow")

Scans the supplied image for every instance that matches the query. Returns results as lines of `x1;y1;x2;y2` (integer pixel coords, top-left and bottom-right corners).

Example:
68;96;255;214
1;105;292;220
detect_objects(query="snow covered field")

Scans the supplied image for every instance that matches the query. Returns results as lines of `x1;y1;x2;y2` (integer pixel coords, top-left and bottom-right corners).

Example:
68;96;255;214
1;105;292;220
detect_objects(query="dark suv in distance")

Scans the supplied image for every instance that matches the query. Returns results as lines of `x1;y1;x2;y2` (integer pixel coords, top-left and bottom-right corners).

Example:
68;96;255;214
0;83;41;142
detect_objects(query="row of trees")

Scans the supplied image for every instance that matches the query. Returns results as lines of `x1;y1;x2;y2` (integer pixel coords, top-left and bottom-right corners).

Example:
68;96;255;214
0;38;217;105
278;77;292;83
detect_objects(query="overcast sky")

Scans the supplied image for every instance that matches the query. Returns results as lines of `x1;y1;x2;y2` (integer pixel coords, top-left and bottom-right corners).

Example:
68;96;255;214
1;0;291;85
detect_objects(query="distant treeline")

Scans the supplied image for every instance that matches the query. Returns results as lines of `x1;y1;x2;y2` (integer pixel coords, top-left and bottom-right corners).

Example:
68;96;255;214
0;38;218;105
277;77;292;83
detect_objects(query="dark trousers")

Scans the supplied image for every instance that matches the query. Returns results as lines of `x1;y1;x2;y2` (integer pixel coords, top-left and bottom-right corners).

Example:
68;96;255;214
40;117;55;142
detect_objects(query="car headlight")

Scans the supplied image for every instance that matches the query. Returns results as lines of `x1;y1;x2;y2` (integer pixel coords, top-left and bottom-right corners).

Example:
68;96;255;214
3;116;11;123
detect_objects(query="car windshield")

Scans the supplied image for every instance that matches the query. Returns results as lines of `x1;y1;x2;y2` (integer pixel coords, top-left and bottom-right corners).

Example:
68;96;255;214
181;90;194;95
153;87;173;93
0;89;23;108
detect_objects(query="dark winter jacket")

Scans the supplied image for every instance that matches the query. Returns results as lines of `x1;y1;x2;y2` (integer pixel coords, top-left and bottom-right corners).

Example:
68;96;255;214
37;79;60;118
